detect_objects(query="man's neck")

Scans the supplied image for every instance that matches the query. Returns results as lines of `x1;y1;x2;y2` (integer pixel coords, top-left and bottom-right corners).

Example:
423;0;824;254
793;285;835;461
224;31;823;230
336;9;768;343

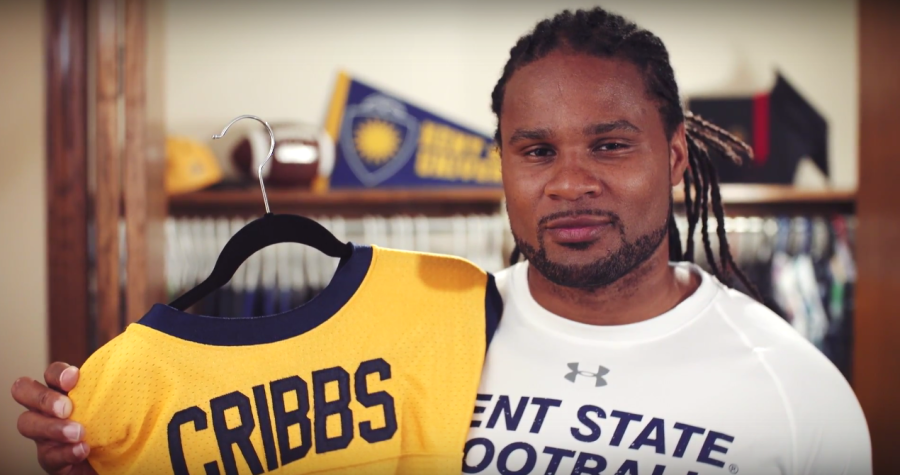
526;244;700;326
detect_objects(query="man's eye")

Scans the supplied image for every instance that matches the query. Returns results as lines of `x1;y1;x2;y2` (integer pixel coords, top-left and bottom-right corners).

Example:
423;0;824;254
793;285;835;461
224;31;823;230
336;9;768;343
525;147;555;157
597;143;628;152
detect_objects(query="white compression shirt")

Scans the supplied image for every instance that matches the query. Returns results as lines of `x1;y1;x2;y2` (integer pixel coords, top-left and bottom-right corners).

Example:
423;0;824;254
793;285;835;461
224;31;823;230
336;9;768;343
465;261;871;475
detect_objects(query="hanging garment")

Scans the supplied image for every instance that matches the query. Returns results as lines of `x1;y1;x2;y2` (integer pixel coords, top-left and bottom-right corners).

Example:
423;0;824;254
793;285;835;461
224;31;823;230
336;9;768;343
772;251;807;337
824;232;857;380
69;245;501;475
794;254;830;349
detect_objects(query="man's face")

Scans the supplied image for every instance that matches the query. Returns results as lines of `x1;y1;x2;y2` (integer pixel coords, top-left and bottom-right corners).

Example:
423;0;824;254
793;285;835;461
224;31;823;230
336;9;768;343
500;52;687;289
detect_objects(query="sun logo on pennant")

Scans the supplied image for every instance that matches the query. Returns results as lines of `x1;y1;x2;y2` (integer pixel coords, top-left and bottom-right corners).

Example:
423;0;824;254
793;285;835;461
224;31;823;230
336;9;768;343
353;119;402;165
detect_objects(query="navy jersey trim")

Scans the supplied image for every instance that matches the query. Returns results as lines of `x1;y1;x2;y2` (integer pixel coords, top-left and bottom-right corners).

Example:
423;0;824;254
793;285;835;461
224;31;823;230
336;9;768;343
484;273;503;348
138;244;373;346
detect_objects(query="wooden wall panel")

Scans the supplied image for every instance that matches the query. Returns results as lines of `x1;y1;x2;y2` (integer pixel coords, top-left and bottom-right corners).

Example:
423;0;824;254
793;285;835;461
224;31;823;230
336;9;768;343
854;0;900;473
45;0;90;366
143;0;168;308
93;0;121;345
125;0;168;318
123;0;149;323
47;0;166;358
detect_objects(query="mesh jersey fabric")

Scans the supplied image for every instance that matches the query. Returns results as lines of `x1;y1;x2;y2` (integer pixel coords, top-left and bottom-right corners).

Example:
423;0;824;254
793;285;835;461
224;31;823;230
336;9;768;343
69;245;501;475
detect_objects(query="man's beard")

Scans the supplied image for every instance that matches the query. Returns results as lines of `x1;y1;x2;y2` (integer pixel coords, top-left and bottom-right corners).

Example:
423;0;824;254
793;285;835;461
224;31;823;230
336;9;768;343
513;209;669;291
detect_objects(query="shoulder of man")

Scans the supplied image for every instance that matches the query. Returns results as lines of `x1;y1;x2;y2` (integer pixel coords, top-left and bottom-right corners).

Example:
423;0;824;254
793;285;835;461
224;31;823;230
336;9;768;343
710;280;852;389
710;281;872;475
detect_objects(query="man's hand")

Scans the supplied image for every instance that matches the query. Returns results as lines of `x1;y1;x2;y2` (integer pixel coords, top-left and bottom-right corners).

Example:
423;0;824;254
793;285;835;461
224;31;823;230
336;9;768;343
10;362;96;475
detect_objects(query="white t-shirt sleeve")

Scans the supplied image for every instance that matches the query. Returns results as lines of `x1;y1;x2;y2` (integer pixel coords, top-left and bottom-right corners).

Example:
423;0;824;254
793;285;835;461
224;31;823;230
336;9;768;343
738;302;872;475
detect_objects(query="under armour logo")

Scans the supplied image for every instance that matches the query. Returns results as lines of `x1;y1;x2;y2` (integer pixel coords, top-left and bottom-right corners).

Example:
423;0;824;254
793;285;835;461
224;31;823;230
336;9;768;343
565;363;610;387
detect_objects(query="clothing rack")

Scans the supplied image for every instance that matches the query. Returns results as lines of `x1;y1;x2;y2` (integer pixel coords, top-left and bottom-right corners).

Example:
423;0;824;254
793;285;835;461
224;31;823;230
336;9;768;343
677;214;857;380
163;213;511;316
162;191;857;382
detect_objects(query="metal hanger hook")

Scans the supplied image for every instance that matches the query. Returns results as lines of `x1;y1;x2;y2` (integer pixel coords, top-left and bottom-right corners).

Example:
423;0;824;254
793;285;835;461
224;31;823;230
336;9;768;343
212;114;275;214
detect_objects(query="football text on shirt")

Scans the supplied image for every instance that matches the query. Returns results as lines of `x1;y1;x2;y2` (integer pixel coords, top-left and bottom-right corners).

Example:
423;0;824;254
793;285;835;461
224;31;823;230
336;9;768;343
167;358;397;475
466;393;737;475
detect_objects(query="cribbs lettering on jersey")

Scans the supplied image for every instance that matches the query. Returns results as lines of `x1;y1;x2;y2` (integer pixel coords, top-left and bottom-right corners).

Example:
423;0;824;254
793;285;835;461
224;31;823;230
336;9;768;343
68;245;498;475
168;358;397;475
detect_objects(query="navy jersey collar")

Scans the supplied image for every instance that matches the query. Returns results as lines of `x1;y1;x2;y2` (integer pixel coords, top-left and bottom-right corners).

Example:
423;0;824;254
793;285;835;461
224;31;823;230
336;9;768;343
137;244;373;346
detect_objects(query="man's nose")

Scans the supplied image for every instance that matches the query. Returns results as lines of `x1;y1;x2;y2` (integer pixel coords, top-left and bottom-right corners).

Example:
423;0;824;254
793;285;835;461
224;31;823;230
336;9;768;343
544;154;602;201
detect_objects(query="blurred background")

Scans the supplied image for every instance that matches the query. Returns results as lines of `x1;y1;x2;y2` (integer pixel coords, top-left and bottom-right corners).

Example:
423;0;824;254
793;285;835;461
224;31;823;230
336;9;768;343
1;0;897;473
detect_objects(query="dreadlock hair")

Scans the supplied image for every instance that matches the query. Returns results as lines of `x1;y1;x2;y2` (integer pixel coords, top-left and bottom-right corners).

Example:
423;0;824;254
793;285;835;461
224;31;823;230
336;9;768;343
497;7;762;301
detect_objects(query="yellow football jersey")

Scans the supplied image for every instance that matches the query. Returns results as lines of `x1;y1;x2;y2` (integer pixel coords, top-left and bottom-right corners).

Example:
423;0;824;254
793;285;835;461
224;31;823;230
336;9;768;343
69;245;501;475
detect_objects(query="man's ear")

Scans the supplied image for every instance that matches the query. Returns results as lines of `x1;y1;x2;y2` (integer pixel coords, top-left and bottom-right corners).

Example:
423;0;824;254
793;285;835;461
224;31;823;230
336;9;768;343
669;123;689;187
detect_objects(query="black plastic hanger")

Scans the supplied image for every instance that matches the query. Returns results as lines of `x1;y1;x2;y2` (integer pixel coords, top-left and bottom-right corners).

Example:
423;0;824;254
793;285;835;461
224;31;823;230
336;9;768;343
168;115;352;311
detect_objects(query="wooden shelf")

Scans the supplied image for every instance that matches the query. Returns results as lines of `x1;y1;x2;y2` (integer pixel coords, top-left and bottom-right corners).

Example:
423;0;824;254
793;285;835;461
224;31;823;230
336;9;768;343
674;184;856;216
677;184;855;205
168;185;855;218
168;187;506;217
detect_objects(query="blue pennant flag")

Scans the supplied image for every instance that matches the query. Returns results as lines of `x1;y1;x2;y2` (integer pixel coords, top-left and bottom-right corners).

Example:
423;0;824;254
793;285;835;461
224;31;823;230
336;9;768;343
323;72;502;189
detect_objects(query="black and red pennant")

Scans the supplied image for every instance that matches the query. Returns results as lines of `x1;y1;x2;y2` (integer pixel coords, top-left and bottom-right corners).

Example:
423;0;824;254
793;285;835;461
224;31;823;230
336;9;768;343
687;72;828;184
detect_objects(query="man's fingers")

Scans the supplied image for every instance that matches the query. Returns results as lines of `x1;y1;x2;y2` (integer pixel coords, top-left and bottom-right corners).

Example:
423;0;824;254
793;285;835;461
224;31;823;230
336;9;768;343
10;377;72;418
45;362;79;393
37;442;90;474
17;410;83;444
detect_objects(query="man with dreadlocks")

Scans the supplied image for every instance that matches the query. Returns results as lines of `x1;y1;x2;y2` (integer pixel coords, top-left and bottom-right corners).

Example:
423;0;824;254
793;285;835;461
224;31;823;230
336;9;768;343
460;7;870;475
12;6;869;475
